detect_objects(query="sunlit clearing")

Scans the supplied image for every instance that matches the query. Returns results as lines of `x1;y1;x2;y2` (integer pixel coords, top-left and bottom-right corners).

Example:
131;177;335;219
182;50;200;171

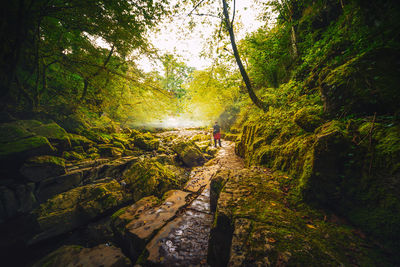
138;116;209;129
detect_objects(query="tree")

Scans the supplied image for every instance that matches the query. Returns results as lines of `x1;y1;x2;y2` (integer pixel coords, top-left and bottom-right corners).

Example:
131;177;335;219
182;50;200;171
0;0;169;112
221;0;268;111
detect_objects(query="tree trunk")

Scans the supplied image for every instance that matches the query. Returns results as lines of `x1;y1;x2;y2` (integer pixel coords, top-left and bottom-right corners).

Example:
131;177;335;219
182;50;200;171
290;25;298;58
221;0;267;111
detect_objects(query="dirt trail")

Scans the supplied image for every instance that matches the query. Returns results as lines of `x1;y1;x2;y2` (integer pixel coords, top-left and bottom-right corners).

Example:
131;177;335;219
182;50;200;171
143;140;244;266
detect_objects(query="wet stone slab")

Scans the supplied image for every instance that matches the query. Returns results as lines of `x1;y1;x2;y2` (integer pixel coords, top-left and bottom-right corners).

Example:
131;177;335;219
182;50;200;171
188;187;211;214
184;166;218;192
126;190;190;240
145;209;213;266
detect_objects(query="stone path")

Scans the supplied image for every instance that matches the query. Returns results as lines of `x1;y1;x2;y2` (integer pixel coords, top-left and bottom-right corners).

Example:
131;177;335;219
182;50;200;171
134;140;244;266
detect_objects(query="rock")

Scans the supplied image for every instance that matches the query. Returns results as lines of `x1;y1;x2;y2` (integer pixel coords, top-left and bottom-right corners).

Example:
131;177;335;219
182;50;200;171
98;144;123;157
0;183;36;222
173;141;205;167
224;133;239;141
30;122;71;150
30;179;132;244
0;136;55;162
208;167;384;266
134;133;159;151
68;133;95;149
32;244;131;267
112;190;189;261
0;186;18;221
122;158;180;201
20;155;66;182
36;171;83;202
0;122;34;143
62;150;86;161
293;106;324;132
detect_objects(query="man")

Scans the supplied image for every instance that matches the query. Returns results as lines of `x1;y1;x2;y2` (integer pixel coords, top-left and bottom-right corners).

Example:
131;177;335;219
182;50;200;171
213;121;221;147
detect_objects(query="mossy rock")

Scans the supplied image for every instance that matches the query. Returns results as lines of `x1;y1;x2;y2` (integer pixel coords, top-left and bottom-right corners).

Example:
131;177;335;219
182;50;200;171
172;141;205;167
293;106;324;132
20;155;66;182
32;244;131;267
190;133;210;142
320;48;400;116
98;144;123;157
62;151;85;161
31;122;71;149
68;133;95;149
112;141;126;150
122;158;180;201
81;129;112;144
208;167;390;266
31;179;132;244
134;133;159;151
15;119;43;130
0;136;55;161
0;122;34;143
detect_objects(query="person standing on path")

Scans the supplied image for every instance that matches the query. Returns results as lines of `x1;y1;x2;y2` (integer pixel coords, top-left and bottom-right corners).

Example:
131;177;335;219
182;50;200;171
213;121;222;147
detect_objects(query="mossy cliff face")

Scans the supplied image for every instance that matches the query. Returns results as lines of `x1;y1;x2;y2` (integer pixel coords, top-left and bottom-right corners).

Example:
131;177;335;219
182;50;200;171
235;117;400;255
208;168;388;266
320;48;400;117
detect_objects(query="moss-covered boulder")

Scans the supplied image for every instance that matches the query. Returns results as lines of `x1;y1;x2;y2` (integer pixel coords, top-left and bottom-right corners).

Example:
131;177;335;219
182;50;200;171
0;122;34;143
30;179;132;244
30;122;71;149
122;158;180;202
173;141;205;167
0;135;55;162
62;151;86;161
208;168;390;266
32;244;131;267
134;133;159;151
81;129;112;144
20;155;66;182
98;144;123;157
68;133;95;149
293;106;324;132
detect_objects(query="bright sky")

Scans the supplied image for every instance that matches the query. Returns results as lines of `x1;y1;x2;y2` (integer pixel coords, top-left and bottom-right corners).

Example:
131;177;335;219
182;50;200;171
138;0;267;72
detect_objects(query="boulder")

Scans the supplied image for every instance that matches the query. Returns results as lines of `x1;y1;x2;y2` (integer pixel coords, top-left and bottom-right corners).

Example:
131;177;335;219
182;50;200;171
122;158;180;201
0;183;36;222
134;133;159;151
62;151;85;161
173;141;205;167
0;122;34;143
32;244;131;267
30;179;132;244
293;106;324;132
36;171;83;202
98;144;123;157
20;155;66;182
68;133;95;149
0;136;55;162
30;122;71;150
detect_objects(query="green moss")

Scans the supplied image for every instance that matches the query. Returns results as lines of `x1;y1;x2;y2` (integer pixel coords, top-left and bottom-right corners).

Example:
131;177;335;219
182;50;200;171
293;106;324;132
123;158;179;201
62;151;85;161
134;133;159;151
0;136;54;158
31;123;69;140
27;155;65;167
0;123;34;143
